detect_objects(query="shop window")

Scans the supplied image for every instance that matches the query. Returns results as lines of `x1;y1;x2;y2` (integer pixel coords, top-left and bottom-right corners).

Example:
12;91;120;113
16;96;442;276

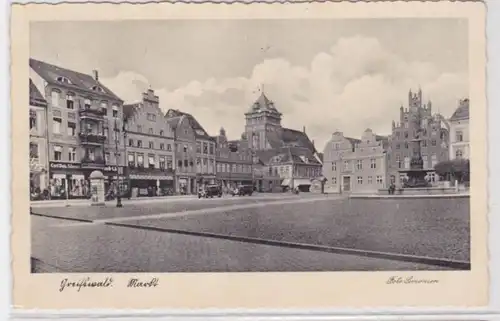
128;153;135;167
148;155;155;169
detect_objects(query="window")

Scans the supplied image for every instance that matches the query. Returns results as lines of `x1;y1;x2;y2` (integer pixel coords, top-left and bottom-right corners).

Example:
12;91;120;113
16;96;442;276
456;149;463;158
56;76;71;84
167;144;172;151
85;148;95;161
203;158;208;165
368;176;373;184
30;142;38;159
404;157;410;169
149;128;153;135
428;172;436;183
431;154;438;168
166;157;173;170
137;125;142;133
183;145;188;153
53;145;62;161
390;175;396;184
84;98;91;109
137;140;142;148
160;143;164;150
431;140;437;146
332;177;337;185
52;117;62;134
196;142;201;153
67;122;76;136
357;176;363;184
376;176;383;184
396;143;400;149
112;104;119;118
29;110;37;130
128;153;135;167
404;142;409;149
422;140;427;147
404;132;408;138
209;143;214;155
404;122;409;129
356;160;362;170
149;141;154;149
343;160;349;171
396;155;401;168
456;131;463;142
99;101;107;114
159;156;165;170
137;154;144;167
370;158;376;169
104;152;110;164
203;142;208;154
331;162;336;171
148;155;155;169
128;139;134;147
423;155;428;168
66;94;74;109
160;130;164;136
51;90;60;107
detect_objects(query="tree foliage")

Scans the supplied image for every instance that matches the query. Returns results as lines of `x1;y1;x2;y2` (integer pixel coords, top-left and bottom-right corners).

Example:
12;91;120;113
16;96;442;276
434;159;470;183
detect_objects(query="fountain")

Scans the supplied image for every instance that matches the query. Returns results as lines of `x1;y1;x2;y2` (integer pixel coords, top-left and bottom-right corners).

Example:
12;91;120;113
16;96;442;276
398;131;431;188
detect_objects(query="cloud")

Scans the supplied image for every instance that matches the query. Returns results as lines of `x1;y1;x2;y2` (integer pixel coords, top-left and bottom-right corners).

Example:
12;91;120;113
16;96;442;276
101;36;468;152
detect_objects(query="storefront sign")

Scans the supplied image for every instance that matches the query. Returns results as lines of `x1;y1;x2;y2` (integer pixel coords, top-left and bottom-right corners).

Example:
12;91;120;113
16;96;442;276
50;162;81;170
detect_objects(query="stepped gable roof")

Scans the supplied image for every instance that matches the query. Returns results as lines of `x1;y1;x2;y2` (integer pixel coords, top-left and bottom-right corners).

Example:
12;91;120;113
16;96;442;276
29;79;47;107
29;58;122;101
450;99;470;121
122;103;140;120
165;109;214;141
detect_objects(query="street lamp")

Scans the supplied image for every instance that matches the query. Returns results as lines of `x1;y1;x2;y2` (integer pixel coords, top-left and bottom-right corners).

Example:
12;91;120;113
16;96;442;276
114;118;123;208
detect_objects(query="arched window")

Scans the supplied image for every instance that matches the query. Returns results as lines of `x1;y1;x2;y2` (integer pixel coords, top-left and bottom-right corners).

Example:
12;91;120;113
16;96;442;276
56;76;72;84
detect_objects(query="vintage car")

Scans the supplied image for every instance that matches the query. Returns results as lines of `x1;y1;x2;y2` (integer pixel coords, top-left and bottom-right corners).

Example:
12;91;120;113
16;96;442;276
198;184;222;198
232;184;254;196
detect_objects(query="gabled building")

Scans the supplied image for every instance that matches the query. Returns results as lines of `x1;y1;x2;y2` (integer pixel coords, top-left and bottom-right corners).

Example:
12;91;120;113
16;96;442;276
29;58;124;199
215;127;253;191
387;88;449;186
29;79;49;192
323;129;389;194
165;109;217;188
239;92;322;192
123;89;175;197
449;98;470;160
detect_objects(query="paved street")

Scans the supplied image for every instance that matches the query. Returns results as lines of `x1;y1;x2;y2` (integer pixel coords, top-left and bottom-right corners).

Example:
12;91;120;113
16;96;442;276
31;194;469;272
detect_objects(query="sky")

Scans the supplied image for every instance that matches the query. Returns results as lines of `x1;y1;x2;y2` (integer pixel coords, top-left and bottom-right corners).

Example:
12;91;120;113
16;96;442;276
30;19;469;151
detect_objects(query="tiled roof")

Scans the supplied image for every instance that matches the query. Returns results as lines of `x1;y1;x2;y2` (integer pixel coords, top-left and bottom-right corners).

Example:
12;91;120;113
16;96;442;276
282;128;317;153
165;116;182;130
248;92;280;113
255;146;320;166
29;79;47;107
165;109;214;141
29;58;123;101
122;103;140;120
450;99;470;121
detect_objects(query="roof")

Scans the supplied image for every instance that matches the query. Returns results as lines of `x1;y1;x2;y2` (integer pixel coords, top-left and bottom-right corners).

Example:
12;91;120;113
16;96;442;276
122;103;139;120
450;99;470;121
255;146;321;166
165;116;183;130
29;79;47;107
29;58;123;101
346;137;361;147
165;109;215;141
248;92;281;114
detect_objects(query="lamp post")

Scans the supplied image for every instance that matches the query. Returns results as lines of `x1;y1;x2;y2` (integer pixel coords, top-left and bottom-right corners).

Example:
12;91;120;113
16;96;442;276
114;118;122;208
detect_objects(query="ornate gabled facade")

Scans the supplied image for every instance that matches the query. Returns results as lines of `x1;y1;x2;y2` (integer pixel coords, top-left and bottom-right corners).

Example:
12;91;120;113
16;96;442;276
123;89;175;197
449;98;470;160
239;92;322;192
388;88;449;186
29;58;124;199
215;127;253;191
323;129;389;194
165;109;217;186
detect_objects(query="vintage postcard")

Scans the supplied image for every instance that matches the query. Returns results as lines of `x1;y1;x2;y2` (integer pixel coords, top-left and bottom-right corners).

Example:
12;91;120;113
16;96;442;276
11;0;488;310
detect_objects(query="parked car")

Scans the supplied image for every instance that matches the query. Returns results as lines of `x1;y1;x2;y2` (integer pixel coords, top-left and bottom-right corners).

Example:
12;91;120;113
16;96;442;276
232;184;253;196
198;184;222;198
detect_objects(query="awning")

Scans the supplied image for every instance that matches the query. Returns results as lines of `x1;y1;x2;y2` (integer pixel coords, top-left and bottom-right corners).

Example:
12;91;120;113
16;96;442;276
281;179;291;187
294;178;312;186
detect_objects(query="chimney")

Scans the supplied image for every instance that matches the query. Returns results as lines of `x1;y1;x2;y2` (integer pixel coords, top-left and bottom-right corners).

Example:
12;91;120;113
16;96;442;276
92;70;99;81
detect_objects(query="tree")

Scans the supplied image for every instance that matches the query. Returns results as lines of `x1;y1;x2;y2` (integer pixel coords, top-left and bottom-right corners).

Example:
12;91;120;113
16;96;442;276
434;159;470;183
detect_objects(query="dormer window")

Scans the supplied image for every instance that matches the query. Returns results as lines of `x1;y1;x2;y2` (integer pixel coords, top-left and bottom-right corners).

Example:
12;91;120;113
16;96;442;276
56;76;72;84
92;85;105;93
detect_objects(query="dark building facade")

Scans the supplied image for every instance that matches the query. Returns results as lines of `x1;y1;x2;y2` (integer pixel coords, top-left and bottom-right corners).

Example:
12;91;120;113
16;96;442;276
388;89;449;186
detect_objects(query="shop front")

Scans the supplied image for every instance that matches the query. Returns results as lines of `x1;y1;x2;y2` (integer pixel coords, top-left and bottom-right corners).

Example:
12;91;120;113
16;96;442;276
128;168;175;197
177;175;196;195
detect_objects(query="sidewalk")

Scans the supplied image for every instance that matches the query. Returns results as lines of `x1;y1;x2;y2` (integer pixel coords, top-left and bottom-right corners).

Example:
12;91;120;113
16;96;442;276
31;194;197;208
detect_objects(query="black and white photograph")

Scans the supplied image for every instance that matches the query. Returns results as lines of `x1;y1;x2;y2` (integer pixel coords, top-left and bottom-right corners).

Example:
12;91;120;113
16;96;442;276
26;17;475;274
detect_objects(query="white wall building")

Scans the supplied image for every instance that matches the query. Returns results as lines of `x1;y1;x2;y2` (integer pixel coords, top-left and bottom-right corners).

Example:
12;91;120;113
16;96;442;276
449;99;470;160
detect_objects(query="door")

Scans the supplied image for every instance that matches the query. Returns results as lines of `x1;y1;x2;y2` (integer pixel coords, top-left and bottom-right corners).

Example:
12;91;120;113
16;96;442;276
342;176;351;192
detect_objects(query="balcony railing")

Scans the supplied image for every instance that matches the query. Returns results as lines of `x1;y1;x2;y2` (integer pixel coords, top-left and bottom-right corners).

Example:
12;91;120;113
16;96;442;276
79;132;107;144
81;156;105;166
79;107;106;119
